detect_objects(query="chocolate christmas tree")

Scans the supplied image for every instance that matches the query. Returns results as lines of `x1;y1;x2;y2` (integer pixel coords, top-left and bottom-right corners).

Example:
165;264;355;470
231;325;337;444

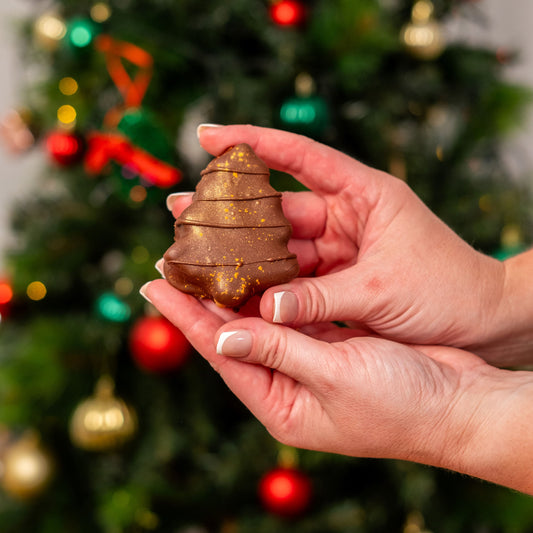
163;143;299;307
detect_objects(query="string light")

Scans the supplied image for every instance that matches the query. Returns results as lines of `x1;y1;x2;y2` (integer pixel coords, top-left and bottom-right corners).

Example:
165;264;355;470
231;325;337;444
59;77;79;96
68;19;97;49
57;105;77;125
131;246;149;264
95;292;131;322
114;277;134;296
27;281;47;301
90;2;112;23
129;185;147;203
33;13;67;46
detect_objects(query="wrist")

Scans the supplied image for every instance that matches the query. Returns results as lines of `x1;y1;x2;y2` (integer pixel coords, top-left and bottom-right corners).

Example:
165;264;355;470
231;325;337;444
420;363;533;494
467;249;533;366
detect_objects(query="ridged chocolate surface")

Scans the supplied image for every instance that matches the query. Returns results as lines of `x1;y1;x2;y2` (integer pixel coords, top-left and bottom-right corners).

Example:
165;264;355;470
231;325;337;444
163;143;299;307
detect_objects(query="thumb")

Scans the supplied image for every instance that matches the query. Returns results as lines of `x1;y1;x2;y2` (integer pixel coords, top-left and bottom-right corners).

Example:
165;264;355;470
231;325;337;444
260;269;373;326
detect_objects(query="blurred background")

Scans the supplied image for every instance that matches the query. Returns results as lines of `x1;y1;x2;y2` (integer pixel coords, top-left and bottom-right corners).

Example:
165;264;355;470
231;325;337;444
0;1;532;532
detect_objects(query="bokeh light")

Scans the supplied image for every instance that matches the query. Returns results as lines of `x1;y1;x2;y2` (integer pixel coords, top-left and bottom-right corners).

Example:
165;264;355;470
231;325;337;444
59;77;79;96
27;281;47;301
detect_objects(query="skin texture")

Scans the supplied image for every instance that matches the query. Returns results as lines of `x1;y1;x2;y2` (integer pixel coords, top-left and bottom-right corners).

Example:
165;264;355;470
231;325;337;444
142;125;533;495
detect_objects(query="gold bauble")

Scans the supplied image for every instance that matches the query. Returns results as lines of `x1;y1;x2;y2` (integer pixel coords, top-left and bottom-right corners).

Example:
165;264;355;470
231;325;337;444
70;375;138;452
400;0;445;60
1;433;54;500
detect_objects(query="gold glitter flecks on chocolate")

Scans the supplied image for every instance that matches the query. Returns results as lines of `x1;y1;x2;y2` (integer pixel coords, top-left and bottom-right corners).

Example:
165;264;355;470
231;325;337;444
163;143;299;308
201;142;269;176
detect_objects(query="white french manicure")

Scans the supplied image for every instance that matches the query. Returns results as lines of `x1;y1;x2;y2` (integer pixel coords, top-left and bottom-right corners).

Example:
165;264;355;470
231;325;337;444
155;258;165;278
139;282;153;304
166;191;193;211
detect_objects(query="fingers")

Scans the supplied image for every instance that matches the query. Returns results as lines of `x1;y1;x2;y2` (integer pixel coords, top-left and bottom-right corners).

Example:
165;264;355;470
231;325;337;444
282;191;326;240
167;190;326;240
213;316;338;433
141;279;224;365
143;280;323;436
215;317;330;384
287;239;319;276
166;192;193;219
197;124;374;195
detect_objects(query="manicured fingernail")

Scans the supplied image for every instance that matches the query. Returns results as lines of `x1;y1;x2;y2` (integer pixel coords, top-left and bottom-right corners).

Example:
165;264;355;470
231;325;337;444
196;123;223;139
273;291;298;323
216;330;253;356
166;191;193;211
155;258;165;278
139;282;153;304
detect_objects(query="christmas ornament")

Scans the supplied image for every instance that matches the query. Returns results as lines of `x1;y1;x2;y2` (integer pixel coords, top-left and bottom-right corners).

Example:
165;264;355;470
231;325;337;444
118;109;174;165
258;466;312;517
130;315;190;373
70;375;137;452
85;36;182;189
280;73;329;137
84;132;181;188
45;130;85;166
33;12;67;51
400;0;445;60
94;35;153;128
1;432;54;500
269;0;306;27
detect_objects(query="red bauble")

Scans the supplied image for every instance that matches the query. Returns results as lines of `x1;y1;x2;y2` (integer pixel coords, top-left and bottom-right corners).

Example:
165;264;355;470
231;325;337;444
258;467;312;517
45;130;85;166
130;315;191;372
269;0;306;27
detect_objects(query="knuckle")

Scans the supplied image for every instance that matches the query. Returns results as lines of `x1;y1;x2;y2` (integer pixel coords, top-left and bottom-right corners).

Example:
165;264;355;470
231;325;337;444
258;329;289;370
298;279;329;323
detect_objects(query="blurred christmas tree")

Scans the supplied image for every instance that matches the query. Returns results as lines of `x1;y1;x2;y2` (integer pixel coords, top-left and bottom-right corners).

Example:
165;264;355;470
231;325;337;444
0;0;532;532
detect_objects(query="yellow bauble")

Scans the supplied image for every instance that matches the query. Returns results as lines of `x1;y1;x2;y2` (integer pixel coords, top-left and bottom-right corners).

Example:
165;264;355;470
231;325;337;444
1;433;54;500
70;375;137;452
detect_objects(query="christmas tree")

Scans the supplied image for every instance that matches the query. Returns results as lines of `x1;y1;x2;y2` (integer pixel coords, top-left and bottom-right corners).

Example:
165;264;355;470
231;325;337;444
0;1;532;532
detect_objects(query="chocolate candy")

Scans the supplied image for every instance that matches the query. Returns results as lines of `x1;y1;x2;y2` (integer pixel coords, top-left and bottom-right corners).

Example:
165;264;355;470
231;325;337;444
163;143;299;307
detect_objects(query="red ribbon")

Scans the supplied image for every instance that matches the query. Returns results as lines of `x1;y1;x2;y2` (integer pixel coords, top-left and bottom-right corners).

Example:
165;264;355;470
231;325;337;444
84;36;182;188
94;35;154;127
85;132;181;188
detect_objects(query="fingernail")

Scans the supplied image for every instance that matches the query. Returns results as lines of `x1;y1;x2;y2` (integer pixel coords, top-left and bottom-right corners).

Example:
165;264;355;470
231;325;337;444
216;330;253;357
166;191;193;211
139;282;153;304
273;291;298;323
155;258;165;278
196;123;223;139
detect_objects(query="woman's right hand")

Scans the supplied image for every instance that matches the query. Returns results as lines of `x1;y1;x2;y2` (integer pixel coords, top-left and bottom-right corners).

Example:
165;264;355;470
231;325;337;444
175;124;533;366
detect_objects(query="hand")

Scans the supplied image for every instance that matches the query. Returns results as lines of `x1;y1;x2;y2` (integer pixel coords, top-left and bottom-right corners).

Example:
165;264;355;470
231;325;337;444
188;125;521;363
141;278;533;495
